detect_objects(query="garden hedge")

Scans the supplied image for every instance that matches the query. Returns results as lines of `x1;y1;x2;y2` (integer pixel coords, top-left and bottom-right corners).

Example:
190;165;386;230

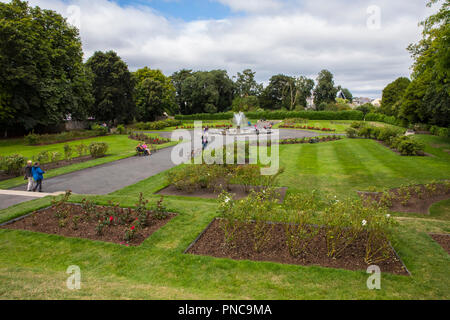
175;110;365;121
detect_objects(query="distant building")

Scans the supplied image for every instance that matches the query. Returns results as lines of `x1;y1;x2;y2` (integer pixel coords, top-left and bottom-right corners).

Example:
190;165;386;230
352;97;373;106
371;98;382;107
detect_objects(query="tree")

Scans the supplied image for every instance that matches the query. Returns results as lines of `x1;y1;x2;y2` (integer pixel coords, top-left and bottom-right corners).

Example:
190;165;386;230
380;77;411;117
259;74;296;110
401;0;449;126
180;70;234;114
314;70;338;108
356;103;376;118
231;96;260;112
86;51;135;124
134;67;177;121
0;0;93;135
234;69;263;97
341;88;353;103
171;69;193;115
295;76;315;108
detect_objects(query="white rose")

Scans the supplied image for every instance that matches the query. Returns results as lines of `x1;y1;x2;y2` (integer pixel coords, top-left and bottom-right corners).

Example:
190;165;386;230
362;220;367;226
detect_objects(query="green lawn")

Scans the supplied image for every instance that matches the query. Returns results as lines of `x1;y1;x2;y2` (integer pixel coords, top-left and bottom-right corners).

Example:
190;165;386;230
0;133;449;300
273;120;403;134
0;134;177;189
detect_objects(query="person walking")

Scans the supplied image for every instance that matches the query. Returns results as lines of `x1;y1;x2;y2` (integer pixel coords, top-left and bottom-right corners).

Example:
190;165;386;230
32;162;45;192
24;160;34;192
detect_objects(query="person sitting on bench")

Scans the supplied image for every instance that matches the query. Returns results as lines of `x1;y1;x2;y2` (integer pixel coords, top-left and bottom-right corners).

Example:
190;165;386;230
142;143;151;156
136;143;145;156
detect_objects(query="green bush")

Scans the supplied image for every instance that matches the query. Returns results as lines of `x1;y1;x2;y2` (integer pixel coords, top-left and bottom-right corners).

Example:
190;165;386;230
358;126;377;139
2;154;26;175
376;127;402;142
134;119;182;131
89;142;109;158
24;132;40;145
33;151;50;164
430;126;449;138
91;124;108;136
116;125;126;135
63;144;73;160
346;127;358;138
175;110;364;121
391;136;424;156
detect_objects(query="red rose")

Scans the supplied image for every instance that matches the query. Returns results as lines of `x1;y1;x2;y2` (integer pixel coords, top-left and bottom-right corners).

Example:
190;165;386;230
109;216;114;222
131;226;135;231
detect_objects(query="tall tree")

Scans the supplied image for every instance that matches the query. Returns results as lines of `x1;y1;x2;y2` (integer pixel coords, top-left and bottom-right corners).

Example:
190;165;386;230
0;0;93;134
86;51;135;124
134;67;177;121
180;70;234;114
295;76;315;108
259;74;295;110
313;69;338;108
400;0;449;126
171;69;193;115
234;69;263;97
380;77;411;117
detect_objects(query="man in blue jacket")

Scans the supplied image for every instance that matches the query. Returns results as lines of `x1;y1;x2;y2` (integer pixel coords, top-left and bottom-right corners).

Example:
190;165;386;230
32;162;45;192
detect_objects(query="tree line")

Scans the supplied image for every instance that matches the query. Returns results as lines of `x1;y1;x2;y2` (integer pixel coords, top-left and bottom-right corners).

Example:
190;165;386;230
379;0;449;127
0;0;354;135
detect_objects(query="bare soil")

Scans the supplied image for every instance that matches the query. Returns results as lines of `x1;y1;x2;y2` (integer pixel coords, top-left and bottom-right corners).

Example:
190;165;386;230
429;234;450;254
1;203;175;246
156;184;288;203
359;183;450;215
186;219;409;275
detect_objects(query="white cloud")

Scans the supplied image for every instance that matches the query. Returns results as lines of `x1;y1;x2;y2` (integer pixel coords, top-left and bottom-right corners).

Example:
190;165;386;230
3;0;437;98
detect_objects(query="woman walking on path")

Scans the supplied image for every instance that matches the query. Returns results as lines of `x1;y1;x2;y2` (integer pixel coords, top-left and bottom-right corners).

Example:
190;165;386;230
31;162;45;192
24;161;34;192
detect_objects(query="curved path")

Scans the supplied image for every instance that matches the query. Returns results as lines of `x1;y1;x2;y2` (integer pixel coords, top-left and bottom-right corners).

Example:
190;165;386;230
1;129;335;209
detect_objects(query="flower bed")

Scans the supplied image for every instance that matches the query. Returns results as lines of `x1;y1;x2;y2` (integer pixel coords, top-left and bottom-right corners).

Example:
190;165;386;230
359;182;450;214
279;124;336;132
0;192;175;246
429;234;450;254
186;191;409;275
129;133;171;145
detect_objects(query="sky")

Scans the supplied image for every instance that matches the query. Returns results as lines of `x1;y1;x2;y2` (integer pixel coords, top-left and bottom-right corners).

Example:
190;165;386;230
2;0;438;98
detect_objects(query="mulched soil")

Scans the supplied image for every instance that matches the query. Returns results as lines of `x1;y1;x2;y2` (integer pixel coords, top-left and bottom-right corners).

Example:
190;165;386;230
186;219;409;275
0;156;97;182
156;184;288;203
0;203;175;246
359;184;450;215
429;234;450;254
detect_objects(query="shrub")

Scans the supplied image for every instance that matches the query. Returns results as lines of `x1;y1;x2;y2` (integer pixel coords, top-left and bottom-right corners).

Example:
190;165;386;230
346;127;358;138
51;151;61;163
24;132;40;145
33;151;50;164
393;137;425;156
89;142;109;158
116;125;126;135
358;126;376;139
75;144;88;157
2;154;26;175
63;144;73;160
92;124;108;136
376;127;402;142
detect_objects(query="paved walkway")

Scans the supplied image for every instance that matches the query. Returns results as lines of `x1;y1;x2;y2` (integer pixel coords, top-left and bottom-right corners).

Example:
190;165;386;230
0;190;65;210
1;129;338;210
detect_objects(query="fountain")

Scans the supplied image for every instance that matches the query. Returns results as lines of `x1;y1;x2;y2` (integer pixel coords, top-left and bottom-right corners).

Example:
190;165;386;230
208;112;273;137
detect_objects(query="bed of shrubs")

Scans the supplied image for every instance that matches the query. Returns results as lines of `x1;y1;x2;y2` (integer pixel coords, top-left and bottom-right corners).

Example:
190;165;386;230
0;142;109;177
175;111;365;121
133;119;182;131
24;126;108;146
346;123;424;156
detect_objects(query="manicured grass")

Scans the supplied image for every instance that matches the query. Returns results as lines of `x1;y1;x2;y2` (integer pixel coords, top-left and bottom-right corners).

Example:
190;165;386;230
277;138;450;198
0;135;177;189
0;193;448;299
274;120;403;134
0;131;449;300
429;199;450;221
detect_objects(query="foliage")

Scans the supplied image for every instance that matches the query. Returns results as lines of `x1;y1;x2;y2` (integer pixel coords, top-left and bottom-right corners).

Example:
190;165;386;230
134;67;178;121
391;136;425;156
133;119;182;130
86;51;135;124
91;124;108;136
63;144;73;160
314;70;338;108
346;127;358;138
88;142;109;158
116;125;126;135
0;0;93;133
1;154;25;175
231;96;260;112
23;130;105;146
380;77;411;117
